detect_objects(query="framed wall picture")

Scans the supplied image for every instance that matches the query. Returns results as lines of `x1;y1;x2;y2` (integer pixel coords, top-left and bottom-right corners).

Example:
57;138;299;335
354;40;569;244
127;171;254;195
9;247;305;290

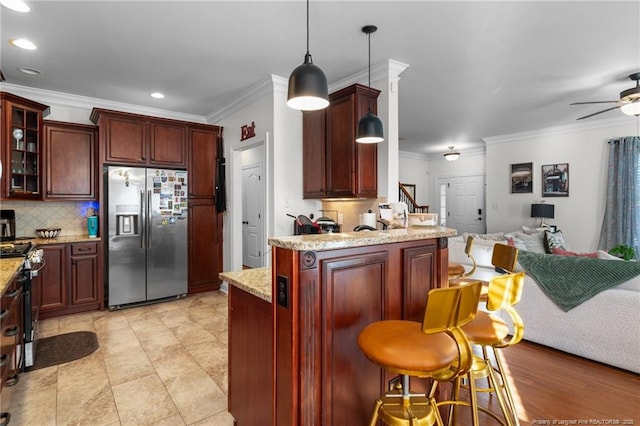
542;163;569;197
510;162;533;193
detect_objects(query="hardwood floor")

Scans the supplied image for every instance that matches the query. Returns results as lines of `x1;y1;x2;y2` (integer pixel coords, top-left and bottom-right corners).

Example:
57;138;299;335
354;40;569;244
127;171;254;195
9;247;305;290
450;340;640;425
8;290;639;425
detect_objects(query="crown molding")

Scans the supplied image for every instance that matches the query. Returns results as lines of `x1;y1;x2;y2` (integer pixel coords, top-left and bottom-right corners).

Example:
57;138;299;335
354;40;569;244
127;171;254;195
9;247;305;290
206;74;285;123
0;82;207;123
329;59;410;93
483;115;633;145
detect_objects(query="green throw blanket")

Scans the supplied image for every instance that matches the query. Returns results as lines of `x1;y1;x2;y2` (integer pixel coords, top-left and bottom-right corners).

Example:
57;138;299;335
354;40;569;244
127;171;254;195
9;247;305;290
517;251;640;312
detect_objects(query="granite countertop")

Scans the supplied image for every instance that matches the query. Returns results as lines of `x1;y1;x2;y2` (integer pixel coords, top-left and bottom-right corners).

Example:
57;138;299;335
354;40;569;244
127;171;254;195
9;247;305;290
220;267;271;303
268;226;457;252
0;257;25;295
24;235;102;245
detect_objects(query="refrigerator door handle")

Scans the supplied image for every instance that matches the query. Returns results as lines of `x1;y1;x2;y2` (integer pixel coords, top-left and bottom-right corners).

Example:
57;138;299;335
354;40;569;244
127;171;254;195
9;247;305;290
147;190;152;248
140;190;145;249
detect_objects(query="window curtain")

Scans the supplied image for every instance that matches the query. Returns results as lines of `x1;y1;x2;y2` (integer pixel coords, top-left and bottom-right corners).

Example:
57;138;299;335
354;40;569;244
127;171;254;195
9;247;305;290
598;136;640;257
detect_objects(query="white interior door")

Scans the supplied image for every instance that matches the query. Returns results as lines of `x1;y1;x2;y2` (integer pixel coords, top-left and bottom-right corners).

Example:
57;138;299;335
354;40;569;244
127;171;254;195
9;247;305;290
443;175;486;234
242;163;263;268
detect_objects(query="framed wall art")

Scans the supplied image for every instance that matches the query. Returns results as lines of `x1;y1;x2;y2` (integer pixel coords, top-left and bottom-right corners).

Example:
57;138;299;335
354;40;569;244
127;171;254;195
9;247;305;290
510;162;533;194
542;163;569;197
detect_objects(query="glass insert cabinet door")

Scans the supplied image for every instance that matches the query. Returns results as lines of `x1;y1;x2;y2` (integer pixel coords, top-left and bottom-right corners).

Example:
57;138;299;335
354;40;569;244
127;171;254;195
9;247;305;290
2;93;50;199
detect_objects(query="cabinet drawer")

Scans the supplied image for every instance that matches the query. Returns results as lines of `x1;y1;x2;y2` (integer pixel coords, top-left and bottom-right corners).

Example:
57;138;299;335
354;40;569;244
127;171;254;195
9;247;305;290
71;243;98;256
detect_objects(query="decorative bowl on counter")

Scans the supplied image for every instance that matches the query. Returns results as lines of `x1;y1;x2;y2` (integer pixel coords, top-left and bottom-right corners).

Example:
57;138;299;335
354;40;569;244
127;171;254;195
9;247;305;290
35;228;62;239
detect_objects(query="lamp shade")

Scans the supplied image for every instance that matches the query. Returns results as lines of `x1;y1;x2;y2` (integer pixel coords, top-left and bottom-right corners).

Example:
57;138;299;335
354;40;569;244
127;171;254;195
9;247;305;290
287;53;329;111
356;113;384;143
531;203;554;219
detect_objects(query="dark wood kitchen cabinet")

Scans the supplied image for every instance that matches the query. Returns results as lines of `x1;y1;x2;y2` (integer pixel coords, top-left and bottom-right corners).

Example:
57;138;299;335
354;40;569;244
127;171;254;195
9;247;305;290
302;83;380;199
1;269;24;422
228;285;273;425
188;200;223;293
268;236;447;425
90;108;187;168
187;124;223;293
188;125;219;199
37;242;102;319
0;92;50;200
37;244;67;315
69;242;100;308
44;121;98;200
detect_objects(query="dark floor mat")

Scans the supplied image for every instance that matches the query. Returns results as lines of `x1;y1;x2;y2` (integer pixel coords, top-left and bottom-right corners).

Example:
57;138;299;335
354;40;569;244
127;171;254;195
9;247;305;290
26;331;99;371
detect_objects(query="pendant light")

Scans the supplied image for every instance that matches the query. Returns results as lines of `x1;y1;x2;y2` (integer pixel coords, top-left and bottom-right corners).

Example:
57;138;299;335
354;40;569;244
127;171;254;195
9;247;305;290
287;0;329;111
443;146;460;162
356;25;384;144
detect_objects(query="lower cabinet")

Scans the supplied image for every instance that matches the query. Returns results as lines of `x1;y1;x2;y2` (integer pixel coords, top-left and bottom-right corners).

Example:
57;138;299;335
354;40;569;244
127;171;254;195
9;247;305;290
1;271;25;423
271;237;447;425
228;286;273;425
37;242;102;319
188;201;222;293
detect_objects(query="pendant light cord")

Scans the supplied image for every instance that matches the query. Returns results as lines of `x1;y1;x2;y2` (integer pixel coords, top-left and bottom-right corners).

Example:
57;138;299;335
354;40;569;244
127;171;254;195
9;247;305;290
306;0;310;55
367;31;372;114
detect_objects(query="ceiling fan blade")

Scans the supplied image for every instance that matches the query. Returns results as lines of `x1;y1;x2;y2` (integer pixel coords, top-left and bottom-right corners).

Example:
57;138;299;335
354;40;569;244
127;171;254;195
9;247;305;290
576;105;621;120
570;101;619;105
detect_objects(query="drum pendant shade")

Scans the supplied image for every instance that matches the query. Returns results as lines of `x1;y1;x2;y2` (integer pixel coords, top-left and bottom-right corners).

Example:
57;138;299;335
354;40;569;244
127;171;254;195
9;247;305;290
287;0;329;111
356;25;383;143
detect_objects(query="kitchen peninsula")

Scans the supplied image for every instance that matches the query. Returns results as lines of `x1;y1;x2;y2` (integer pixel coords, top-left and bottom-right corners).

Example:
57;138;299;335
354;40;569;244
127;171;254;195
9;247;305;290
223;226;456;425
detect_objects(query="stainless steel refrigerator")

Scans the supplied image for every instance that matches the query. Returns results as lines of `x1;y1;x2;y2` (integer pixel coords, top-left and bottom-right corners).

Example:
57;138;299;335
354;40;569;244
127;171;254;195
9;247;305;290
106;166;188;308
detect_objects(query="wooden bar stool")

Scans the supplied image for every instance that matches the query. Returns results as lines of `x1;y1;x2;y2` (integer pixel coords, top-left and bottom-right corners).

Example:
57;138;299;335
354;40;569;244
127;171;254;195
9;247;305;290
357;282;482;426
451;271;526;426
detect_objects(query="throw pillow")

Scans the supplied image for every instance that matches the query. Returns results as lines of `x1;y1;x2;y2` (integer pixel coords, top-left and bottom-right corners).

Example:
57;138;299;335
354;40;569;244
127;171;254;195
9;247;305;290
544;230;567;253
514;231;546;254
551;247;597;258
521;225;547;235
505;234;528;251
462;232;505;242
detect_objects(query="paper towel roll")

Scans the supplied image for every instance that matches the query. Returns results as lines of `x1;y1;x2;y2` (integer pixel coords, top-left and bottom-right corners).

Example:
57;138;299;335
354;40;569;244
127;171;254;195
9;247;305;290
360;213;377;229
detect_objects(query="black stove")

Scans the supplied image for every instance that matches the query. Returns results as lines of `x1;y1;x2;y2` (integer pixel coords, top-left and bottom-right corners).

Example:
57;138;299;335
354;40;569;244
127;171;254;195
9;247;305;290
0;241;32;258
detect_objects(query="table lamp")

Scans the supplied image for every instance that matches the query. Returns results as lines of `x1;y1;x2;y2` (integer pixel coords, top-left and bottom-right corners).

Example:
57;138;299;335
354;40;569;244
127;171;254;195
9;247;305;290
531;203;554;227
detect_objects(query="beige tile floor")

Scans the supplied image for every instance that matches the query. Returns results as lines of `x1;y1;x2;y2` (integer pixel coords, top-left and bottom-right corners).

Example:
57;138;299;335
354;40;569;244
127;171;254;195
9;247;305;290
9;291;235;425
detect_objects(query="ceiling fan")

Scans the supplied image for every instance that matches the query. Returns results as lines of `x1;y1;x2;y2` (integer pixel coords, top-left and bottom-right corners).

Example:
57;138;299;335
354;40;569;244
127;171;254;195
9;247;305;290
570;72;640;120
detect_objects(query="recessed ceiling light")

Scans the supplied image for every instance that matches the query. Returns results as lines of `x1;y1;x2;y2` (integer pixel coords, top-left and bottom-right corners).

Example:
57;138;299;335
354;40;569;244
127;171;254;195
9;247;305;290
9;38;37;50
17;66;41;75
0;0;30;13
150;92;165;99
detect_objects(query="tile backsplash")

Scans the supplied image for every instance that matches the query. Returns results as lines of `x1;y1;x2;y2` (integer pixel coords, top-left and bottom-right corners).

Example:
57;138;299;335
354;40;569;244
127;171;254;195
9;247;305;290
1;201;98;238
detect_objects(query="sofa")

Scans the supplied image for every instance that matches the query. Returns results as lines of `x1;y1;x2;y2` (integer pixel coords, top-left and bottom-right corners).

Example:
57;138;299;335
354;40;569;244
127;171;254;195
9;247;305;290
448;232;640;374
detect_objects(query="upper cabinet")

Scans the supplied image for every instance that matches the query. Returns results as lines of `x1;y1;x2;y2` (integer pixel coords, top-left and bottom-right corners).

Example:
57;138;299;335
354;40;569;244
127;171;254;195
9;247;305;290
44;121;98;200
0;92;50;200
188;125;220;199
90;108;187;168
303;83;380;199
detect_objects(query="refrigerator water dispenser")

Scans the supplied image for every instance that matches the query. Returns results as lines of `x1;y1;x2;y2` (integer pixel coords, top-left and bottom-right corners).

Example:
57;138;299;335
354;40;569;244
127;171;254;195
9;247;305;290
115;205;139;236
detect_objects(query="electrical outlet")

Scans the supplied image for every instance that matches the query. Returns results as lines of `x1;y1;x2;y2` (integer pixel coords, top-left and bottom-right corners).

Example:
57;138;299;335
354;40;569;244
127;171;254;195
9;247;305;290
276;275;289;308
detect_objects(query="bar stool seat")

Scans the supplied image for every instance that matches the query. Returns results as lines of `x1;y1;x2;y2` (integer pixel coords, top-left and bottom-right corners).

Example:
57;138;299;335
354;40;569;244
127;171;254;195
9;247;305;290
357;283;483;426
448;262;466;278
461;311;509;344
357;321;459;375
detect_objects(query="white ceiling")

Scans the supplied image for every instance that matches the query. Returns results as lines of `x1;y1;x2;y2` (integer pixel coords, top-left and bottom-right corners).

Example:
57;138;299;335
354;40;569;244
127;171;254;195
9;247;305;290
1;1;638;155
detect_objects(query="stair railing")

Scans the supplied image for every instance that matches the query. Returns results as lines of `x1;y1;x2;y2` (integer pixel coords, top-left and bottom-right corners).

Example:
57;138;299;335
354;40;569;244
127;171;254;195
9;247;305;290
399;182;429;213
